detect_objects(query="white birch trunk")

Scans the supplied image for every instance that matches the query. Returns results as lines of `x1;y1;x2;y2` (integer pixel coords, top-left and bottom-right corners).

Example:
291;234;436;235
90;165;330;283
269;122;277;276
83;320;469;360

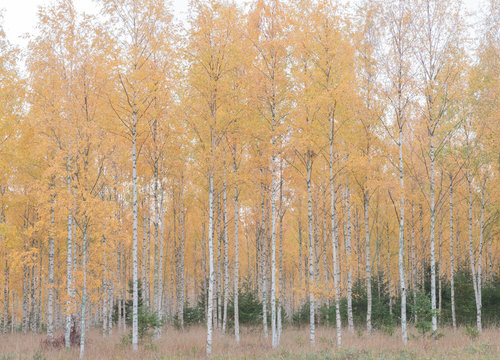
178;196;185;329
466;177;480;330
102;230;108;337
108;288;113;336
65;141;73;347
345;185;354;333
307;154;315;346
364;191;372;334
132;123;139;351
329;107;342;347
206;171;215;355
216;195;222;330
233;158;240;343
429;139;437;333
411;204;417;323
158;189;165;325
146;216;151;307
449;174;456;330
477;181;485;333
142;210;147;306
385;223;392;318
47;180;55;340
438;218;442;318
299;211;303;304
3;249;8;334
103;279;108;336
260;180;268;338
398;127;408;345
222;175;229;334
79;224;87;359
278;158;284;343
271;154;278;348
153;163;160;325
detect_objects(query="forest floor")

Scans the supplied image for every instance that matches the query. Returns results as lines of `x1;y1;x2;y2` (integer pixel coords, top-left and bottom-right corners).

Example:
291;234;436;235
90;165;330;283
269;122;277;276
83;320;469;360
0;325;499;359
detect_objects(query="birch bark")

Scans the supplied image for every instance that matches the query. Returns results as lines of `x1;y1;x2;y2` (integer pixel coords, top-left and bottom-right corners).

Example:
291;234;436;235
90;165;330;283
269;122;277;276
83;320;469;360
65;141;73;347
222;175;229;334
398;126;407;344
329;105;341;347
206;171;215;355
79;224;87;359
271;155;278;348
364;191;372;334
306;154;315;346
233;155;240;343
47;179;55;340
132;122;139;351
345;185;354;333
449;174;456;330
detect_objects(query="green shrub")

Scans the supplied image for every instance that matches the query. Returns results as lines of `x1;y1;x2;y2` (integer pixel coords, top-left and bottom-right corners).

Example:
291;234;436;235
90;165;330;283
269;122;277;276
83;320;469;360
227;281;264;326
119;279;163;343
411;290;433;336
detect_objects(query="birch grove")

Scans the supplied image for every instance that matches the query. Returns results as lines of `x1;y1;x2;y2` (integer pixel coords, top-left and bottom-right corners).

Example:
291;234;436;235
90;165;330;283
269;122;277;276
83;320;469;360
0;0;498;358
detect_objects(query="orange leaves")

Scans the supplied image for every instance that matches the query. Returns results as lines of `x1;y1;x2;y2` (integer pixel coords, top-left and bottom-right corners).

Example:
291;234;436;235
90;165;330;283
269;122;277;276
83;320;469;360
0;0;498;331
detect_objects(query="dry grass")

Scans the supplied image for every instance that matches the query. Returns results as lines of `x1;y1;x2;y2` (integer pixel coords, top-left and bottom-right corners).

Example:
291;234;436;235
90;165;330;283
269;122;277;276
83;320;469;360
0;326;499;359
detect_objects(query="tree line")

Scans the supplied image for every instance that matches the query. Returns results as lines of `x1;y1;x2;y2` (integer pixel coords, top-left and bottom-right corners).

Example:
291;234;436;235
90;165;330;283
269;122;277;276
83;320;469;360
0;0;498;358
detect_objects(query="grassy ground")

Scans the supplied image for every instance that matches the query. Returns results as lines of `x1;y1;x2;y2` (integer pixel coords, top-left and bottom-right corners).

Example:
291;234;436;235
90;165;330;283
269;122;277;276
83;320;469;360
0;326;499;359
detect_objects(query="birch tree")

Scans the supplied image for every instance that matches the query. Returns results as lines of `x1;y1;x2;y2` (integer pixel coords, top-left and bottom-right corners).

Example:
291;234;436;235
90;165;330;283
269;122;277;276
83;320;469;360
413;0;464;333
380;0;415;344
186;1;242;354
100;0;172;349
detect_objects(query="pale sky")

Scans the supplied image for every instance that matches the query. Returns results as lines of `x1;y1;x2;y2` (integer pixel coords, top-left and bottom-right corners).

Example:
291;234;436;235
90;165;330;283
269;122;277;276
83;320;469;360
0;0;194;48
0;0;487;50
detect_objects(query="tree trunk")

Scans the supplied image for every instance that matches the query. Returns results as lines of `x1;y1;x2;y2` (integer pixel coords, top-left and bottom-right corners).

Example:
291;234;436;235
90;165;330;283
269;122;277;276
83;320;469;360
178;194;185;329
385;224;392;318
202;221;207;318
260;179;268;338
65;141;73;347
47;180;55;340
449;174;456;330
153;162;160;331
411;204;417;323
314;197;320;325
3;249;8;334
132;124;139;351
158;190;165;324
476;180;485;333
345;185;354;333
299;208;303;305
103;266;108;336
329;106;341;347
364;191;372;334
222;175;229;334
398;127;407;345
30;261;37;333
233;158;240;343
206;171;215;356
21;229;28;333
146;215;151;307
271;154;278;348
438;217;442;320
142;210;147;306
278;192;284;343
79;224;87;359
322;190;328;311
153;165;161;336
216;194;222;330
429;139;437;333
307;154;315;346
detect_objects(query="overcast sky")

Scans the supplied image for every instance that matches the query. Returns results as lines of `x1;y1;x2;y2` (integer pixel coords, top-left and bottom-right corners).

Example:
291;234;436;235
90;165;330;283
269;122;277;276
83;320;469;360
0;0;487;50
